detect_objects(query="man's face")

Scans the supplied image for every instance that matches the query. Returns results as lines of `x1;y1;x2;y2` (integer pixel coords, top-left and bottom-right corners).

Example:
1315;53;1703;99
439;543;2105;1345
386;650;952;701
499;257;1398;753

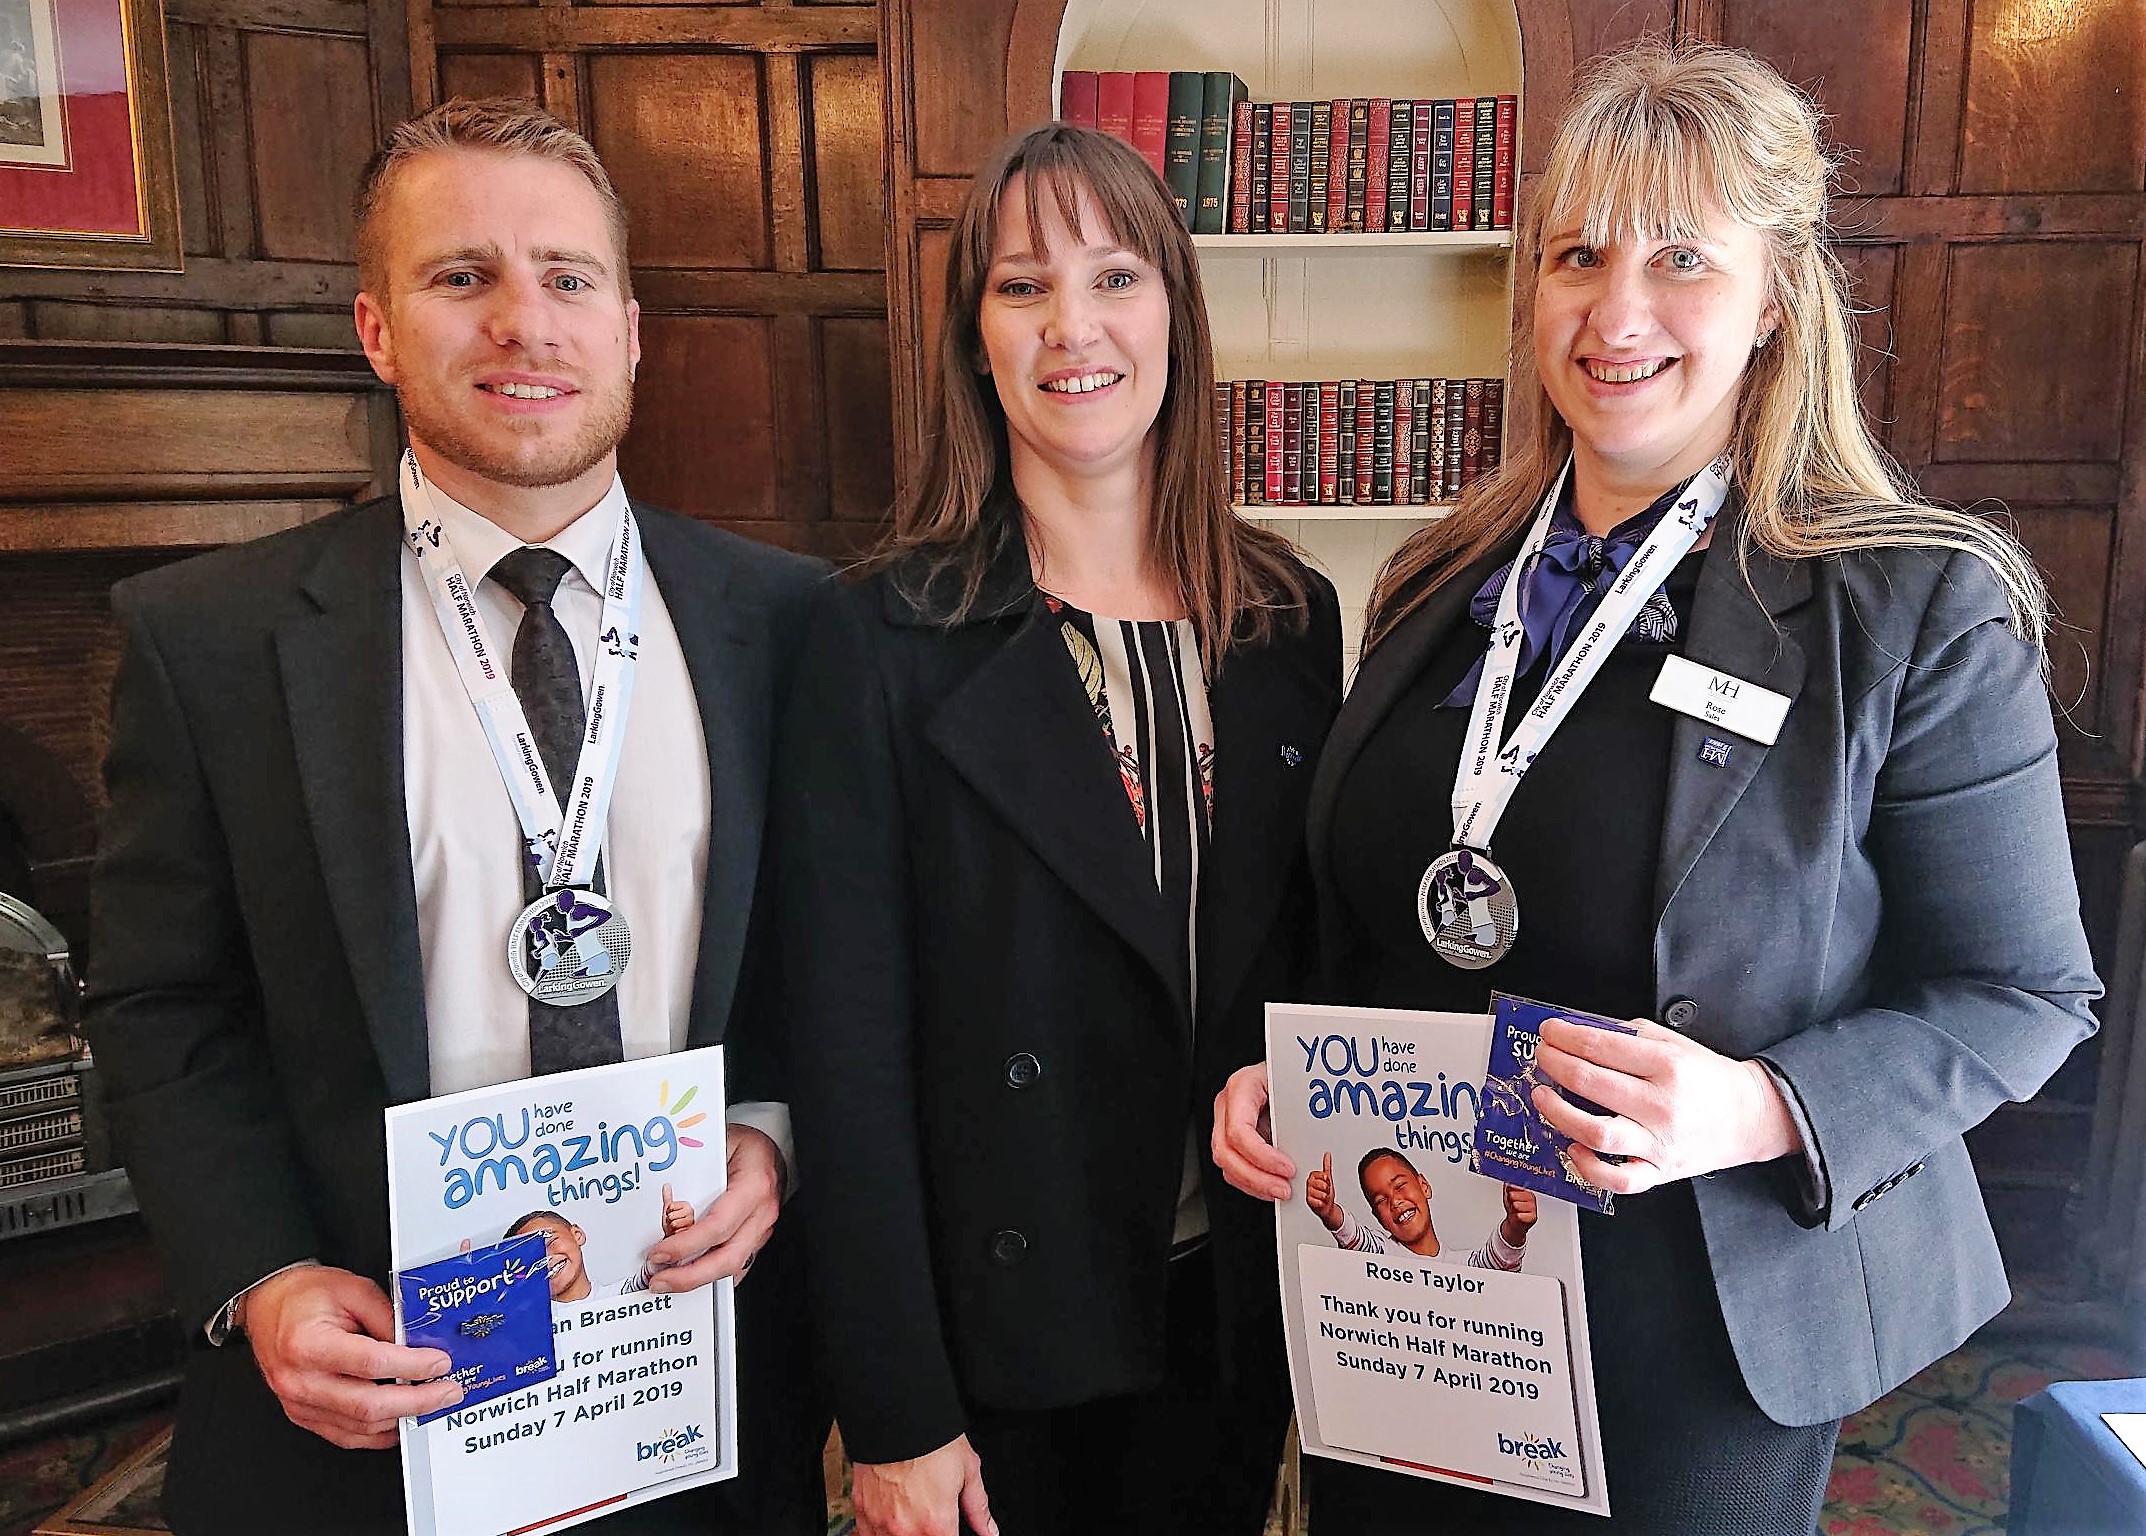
521;1215;587;1299
355;148;640;492
1361;1155;1434;1247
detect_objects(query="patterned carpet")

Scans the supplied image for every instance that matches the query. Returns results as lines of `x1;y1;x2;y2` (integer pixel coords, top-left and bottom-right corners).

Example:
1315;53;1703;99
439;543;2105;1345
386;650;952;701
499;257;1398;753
5;1339;2137;1536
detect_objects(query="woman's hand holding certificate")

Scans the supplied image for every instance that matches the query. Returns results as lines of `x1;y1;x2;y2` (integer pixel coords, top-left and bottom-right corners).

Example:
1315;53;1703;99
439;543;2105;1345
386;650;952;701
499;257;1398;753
1528;1017;1803;1193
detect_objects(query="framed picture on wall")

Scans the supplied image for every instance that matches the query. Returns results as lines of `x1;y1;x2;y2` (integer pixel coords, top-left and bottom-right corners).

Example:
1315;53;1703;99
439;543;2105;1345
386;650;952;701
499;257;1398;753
0;0;180;270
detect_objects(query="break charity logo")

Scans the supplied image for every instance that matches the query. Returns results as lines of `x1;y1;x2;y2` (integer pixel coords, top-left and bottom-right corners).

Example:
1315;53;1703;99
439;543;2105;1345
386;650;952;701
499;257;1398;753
1497;1431;1569;1467
429;1080;711;1211
636;1424;708;1465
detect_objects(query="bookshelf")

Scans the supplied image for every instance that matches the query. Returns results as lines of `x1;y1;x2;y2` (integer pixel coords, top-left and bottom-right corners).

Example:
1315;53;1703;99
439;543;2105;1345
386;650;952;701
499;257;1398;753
1054;0;1524;663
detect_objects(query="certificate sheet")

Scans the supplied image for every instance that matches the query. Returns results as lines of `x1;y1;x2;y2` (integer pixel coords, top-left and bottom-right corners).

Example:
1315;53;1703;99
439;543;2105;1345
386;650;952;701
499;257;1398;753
1268;1003;1610;1517
387;1047;738;1536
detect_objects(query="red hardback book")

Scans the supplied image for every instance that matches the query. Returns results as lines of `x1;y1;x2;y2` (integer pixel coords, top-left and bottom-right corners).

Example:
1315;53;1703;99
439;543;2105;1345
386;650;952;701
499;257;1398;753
1282;382;1304;503
1263;382;1286;504
1451;99;1475;237
1268;103;1293;237
1228;97;1255;232
1482;378;1505;473
1410;100;1433;231
1353;380;1377;503
1493;94;1518;229
1097;72;1135;145
1131;72;1170;176
1318;381;1342;503
1060;71;1098;128
1461;377;1486;488
1324;100;1350;234
1365;100;1391;236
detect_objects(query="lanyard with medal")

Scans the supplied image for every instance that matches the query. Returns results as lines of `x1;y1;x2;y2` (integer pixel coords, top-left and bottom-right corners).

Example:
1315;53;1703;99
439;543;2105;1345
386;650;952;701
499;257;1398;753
1417;451;1733;968
400;449;644;1006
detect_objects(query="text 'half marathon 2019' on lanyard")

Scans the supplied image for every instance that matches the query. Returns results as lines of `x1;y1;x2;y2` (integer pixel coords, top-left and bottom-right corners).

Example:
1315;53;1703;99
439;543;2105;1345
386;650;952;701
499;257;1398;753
398;449;645;1005
1417;452;1731;969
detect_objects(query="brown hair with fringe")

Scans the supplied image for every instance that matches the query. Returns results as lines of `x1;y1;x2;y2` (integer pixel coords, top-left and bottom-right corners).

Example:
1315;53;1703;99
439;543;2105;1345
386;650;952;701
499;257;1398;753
873;122;1308;669
1364;41;2047;653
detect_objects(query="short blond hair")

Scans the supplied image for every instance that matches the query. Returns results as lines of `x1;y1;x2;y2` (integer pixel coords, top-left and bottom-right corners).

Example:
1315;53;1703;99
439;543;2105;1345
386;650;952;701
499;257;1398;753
354;97;632;300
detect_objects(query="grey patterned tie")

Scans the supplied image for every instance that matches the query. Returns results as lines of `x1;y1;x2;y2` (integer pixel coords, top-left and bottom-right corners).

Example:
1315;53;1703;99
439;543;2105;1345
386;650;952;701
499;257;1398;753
490;548;624;1074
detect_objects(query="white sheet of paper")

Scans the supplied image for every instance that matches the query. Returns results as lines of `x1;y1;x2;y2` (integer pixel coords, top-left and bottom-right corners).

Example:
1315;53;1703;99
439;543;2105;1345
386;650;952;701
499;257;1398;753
2103;1412;2146;1472
386;1048;738;1536
1267;1002;1609;1517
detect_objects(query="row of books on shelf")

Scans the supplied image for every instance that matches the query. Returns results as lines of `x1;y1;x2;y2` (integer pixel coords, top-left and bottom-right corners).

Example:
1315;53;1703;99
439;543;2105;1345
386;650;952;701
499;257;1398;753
1214;377;1505;508
1059;70;1517;237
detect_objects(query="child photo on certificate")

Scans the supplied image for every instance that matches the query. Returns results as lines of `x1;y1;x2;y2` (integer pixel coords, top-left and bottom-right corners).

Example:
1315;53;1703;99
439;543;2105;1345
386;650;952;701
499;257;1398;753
1306;1147;1538;1271
504;1184;695;1304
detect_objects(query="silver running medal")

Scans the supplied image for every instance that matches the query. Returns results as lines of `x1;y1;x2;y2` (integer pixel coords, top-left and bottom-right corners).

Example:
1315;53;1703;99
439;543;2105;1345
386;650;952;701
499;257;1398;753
1420;452;1732;968
399;450;646;1005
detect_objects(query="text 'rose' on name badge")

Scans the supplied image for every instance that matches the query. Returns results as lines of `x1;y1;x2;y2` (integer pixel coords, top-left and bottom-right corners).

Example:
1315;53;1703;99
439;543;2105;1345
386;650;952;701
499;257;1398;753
1648;655;1790;745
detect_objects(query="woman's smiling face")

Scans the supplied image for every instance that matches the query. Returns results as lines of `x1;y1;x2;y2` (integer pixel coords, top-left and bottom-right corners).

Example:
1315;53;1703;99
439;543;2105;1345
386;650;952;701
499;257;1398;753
977;170;1171;488
1533;208;1775;488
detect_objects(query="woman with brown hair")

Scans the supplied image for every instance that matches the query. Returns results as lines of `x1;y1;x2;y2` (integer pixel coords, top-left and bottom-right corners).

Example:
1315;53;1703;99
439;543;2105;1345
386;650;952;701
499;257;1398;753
776;123;1340;1536
1213;41;2098;1535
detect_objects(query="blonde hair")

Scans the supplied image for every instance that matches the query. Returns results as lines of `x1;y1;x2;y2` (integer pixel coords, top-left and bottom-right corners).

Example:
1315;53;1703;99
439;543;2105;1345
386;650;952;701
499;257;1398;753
354;98;632;301
1365;41;2047;651
875;123;1308;670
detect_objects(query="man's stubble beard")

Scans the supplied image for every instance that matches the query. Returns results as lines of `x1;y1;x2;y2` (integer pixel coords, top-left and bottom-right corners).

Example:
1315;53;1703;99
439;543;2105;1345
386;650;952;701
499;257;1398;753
396;362;635;490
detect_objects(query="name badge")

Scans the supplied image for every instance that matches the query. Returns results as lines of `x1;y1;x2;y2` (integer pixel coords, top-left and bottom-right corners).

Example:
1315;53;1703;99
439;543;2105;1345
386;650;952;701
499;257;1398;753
1649;655;1791;744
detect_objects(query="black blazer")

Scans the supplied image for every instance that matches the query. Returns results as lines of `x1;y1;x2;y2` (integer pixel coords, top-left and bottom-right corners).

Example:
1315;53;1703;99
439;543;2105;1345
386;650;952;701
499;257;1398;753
1307;508;2100;1427
84;495;825;1535
775;532;1342;1465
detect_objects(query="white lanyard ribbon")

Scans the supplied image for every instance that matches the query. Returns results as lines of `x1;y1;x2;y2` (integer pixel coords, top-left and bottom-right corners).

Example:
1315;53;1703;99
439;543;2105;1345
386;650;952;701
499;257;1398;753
399;449;644;892
1450;451;1731;851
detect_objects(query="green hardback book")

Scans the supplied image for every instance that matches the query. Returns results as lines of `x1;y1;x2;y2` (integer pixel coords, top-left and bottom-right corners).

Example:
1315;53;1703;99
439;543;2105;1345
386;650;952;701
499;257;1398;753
1163;71;1205;227
1193;71;1246;234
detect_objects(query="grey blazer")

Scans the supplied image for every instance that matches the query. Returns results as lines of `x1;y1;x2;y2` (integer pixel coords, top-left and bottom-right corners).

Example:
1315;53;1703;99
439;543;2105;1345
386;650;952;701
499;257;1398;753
1306;507;2100;1426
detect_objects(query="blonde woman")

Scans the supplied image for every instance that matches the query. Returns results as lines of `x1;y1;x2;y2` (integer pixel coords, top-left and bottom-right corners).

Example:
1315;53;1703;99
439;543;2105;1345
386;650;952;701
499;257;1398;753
1214;42;2098;1534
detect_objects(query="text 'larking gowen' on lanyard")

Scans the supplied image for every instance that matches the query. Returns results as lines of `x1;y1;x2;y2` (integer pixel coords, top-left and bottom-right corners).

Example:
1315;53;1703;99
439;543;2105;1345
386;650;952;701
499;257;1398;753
1417;452;1730;969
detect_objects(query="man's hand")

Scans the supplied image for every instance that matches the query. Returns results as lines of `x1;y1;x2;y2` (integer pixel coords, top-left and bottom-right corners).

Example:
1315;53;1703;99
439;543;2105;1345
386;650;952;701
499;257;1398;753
1304;1152;1344;1231
643;1124;784;1290
1499;1184;1537;1249
240;1265;463;1450
1212;1063;1295;1201
1531;1017;1803;1193
852;1435;996;1536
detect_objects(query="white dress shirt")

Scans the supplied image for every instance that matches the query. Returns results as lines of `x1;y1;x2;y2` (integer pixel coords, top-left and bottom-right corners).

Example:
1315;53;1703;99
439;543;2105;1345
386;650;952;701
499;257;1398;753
398;477;790;1149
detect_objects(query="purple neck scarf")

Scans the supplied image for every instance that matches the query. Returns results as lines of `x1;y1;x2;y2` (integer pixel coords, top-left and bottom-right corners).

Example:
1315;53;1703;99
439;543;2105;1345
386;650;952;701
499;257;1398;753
1439;479;1690;709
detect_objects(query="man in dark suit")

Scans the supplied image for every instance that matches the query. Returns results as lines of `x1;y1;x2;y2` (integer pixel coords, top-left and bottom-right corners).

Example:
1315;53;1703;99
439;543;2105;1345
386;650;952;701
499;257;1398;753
85;99;825;1535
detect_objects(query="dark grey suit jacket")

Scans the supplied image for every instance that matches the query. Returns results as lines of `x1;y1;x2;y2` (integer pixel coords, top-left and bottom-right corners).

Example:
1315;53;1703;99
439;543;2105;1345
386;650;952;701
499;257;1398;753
1308;510;2100;1427
85;495;826;1533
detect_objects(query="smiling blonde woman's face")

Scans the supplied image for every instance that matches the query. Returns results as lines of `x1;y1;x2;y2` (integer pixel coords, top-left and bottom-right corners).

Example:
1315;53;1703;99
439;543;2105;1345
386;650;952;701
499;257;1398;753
1533;208;1774;489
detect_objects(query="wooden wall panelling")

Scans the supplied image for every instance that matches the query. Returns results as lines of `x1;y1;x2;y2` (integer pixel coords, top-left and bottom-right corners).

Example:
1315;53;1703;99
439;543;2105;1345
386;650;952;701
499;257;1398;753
1960;0;2146;197
0;0;410;356
411;0;892;555
1725;0;2146;1304
1721;0;1912;197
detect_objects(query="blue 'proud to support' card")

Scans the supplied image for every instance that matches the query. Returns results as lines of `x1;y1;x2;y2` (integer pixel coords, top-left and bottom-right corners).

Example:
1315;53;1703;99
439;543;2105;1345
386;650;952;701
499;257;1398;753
1473;993;1637;1215
396;1232;557;1425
